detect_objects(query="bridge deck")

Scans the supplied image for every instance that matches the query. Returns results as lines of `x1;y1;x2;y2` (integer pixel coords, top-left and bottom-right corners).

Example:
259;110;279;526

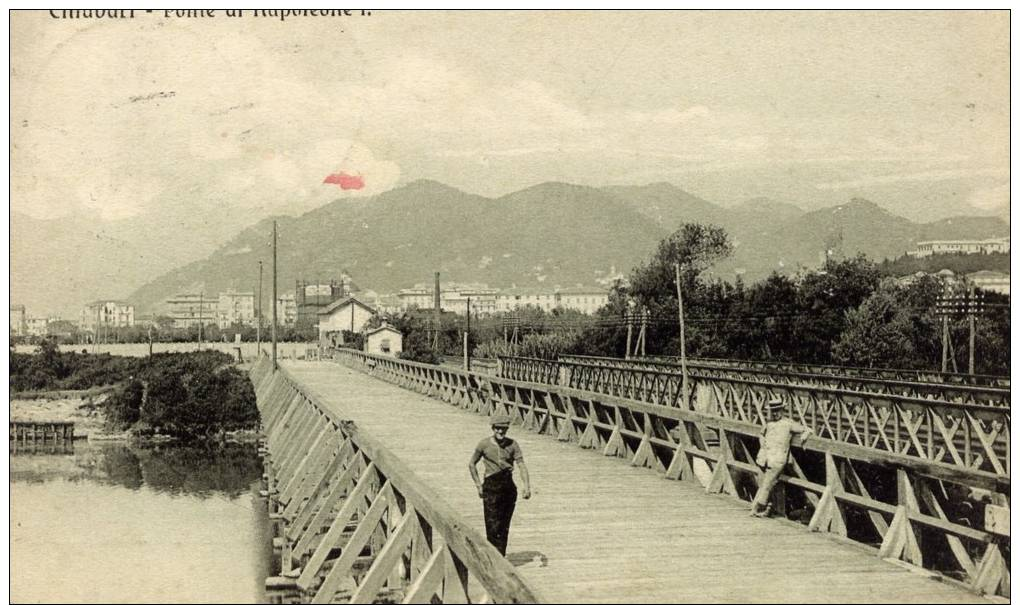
282;360;985;604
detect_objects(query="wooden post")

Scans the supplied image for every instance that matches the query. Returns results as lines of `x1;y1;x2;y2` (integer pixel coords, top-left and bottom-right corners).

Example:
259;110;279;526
257;260;263;355
674;263;689;406
272;220;278;370
968;288;976;375
625;308;633;360
465;297;472;372
941;315;949;373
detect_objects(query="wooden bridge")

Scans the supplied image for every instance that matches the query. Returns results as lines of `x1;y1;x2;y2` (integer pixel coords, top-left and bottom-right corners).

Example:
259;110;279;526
251;352;1009;603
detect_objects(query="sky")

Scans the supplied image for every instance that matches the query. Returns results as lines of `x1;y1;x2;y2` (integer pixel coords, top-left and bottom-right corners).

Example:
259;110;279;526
10;10;1010;224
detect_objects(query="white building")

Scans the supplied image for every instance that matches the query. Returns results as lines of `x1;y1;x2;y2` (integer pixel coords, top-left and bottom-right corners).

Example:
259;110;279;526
81;300;135;331
496;286;609;315
556;286;610;314
365;324;403;357
26;317;53;337
217;291;255;329
908;237;1010;258
163;294;215;329
397;282;499;315
967;271;1010;297
318;297;377;346
10;305;26;336
275;293;297;326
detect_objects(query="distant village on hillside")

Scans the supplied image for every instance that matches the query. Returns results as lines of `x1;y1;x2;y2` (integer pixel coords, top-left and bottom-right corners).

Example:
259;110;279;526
9;235;1010;346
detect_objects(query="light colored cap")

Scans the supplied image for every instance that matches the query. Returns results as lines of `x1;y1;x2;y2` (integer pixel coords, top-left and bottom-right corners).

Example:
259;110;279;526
490;415;512;427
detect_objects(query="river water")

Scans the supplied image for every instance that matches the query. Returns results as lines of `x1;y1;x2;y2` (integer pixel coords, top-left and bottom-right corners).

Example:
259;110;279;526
10;440;272;603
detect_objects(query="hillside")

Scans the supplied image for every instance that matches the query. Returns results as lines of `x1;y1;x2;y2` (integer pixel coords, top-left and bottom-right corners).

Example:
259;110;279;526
126;180;668;313
124;183;1010;314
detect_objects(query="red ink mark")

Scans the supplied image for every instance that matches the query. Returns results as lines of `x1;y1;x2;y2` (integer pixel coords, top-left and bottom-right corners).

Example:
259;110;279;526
323;172;365;190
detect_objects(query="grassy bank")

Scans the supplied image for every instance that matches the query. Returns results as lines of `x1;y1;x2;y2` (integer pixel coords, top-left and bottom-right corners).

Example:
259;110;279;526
11;343;260;440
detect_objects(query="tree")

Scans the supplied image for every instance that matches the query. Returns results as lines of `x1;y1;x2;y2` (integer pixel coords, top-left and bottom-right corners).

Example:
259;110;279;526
833;275;943;369
793;254;881;363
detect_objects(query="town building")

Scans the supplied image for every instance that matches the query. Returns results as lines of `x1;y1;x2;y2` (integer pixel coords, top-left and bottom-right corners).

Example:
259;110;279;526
318;297;377;347
556;286;611;314
10;304;26;336
295;277;360;328
163;294;216;329
81;300;135;331
46;319;78;340
967;271;1010;297
364;324;403;357
496;286;609;315
907;237;1010;258
276;293;298;326
396;282;499;315
217;290;255;329
26;317;52;338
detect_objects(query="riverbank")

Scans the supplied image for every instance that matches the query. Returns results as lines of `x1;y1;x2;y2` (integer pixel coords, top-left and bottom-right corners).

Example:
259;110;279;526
11;395;119;440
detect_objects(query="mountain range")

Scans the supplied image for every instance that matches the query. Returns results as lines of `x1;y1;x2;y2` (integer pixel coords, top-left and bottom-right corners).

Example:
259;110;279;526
124;180;1008;315
11;179;1009;317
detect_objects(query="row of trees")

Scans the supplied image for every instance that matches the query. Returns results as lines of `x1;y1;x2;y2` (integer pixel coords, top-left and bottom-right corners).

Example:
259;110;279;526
10;343;260;439
374;224;1008;375
14;320;318;347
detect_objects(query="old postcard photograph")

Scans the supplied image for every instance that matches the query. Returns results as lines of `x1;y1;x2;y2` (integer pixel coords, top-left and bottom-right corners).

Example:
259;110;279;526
8;9;1010;603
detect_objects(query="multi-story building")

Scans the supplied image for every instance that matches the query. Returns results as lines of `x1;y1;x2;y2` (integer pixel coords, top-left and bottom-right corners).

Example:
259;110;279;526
26;317;52;338
497;286;609;315
81;300;135;331
556;286;610;314
908;237;1010;258
276;293;298;326
295;278;359;328
217;290;255;329
10;304;26;336
496;288;559;313
163;294;216;329
396;282;499;315
967;271;1010;297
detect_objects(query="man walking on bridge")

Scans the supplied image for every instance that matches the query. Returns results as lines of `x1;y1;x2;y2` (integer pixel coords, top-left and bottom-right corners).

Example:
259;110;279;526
469;415;531;555
751;399;812;517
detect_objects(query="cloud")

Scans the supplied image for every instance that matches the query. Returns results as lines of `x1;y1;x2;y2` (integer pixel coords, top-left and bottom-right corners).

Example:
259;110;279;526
966;183;1009;212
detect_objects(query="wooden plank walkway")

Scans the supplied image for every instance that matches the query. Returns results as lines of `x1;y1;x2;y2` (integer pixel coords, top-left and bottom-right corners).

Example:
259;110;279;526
282;360;990;604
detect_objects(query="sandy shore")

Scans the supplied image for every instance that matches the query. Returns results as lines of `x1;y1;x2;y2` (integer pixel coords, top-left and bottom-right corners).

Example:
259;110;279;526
10;395;121;439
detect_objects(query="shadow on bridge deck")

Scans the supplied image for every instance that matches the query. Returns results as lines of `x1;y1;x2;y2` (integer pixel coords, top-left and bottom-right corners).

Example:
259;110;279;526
282;360;988;604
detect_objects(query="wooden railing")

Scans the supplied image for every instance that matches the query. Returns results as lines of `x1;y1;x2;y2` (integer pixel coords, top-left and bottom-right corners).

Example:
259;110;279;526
652;354;1011;388
560;354;1010;406
250;356;542;604
331;349;1009;597
498;356;1010;479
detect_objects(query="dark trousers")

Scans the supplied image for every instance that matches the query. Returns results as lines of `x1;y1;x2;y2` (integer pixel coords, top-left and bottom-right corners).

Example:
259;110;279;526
482;470;517;555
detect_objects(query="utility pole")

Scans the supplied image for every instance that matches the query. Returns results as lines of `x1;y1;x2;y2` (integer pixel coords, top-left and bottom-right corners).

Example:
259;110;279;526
433;272;441;351
272;220;278;370
968;288;981;375
674;263;689;407
464;297;472;371
640;308;648;357
148;323;153;357
941;315;949;373
198;292;204;350
257;261;263;355
625;305;633;360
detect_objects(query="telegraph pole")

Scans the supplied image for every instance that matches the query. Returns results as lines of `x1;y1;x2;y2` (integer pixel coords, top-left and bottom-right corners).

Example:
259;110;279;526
198;292;204;350
625;304;633;360
674;263;689;406
272;220;278;370
464;297;472;371
257;261;263;355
